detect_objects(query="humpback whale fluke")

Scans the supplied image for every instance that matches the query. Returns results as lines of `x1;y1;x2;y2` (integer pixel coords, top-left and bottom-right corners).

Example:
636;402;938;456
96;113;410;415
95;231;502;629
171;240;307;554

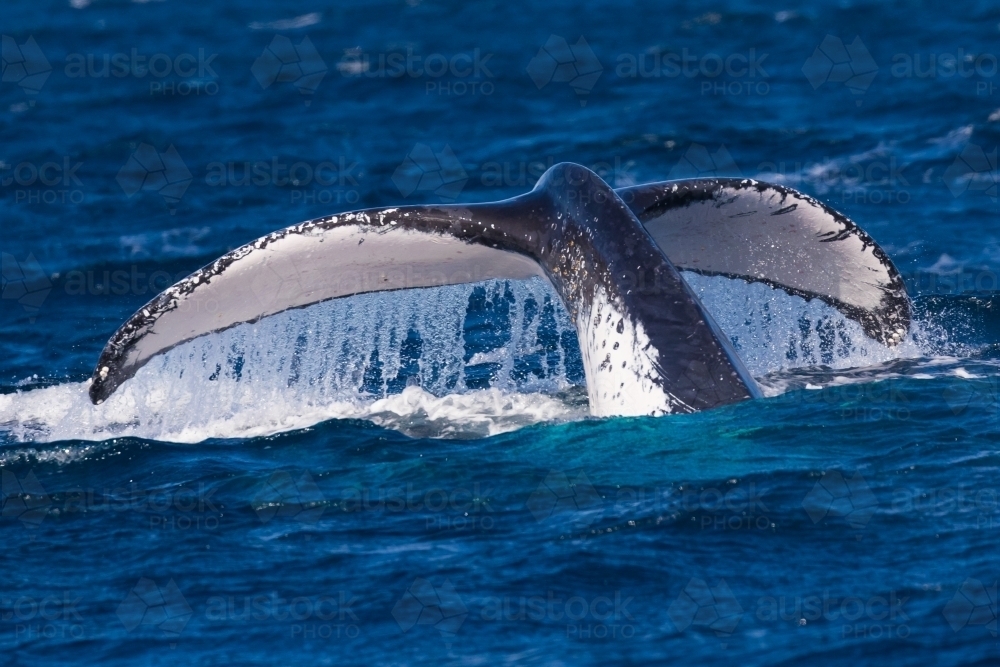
88;164;909;417
618;178;910;346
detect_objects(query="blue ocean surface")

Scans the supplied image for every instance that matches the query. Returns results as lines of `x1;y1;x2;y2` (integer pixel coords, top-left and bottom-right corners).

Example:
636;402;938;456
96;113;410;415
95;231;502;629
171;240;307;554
2;0;999;664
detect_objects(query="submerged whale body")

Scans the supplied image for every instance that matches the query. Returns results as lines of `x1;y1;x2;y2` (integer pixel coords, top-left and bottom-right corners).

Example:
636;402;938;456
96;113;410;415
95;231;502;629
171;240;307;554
88;163;910;417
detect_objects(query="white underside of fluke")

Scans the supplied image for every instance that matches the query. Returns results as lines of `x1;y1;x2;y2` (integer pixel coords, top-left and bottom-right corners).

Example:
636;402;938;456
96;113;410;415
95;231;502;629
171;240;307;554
88;175;910;420
111;222;547;388
102;216;698;418
577;287;691;417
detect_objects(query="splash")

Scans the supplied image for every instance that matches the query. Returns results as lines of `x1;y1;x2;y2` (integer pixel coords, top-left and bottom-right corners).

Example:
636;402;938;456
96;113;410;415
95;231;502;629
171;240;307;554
682;272;979;396
0;279;585;443
682;272;926;376
0;275;976;444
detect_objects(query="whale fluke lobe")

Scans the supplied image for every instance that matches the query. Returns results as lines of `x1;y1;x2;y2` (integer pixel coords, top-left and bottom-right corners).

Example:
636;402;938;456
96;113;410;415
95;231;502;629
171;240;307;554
618;178;910;346
469;164;760;415
89;165;907;417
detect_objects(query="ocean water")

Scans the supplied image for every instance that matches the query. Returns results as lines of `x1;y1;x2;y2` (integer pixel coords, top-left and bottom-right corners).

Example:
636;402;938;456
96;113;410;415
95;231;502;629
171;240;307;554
2;0;999;664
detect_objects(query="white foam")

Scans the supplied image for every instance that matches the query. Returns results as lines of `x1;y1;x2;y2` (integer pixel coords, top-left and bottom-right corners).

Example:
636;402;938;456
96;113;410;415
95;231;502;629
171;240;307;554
0;274;974;444
681;272;981;397
682;271;927;377
0;382;583;444
0;279;583;444
366;386;585;439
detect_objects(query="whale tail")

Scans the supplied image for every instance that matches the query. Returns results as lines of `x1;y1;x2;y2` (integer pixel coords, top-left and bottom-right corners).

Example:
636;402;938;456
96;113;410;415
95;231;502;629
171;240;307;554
88;164;908;416
619;178;910;346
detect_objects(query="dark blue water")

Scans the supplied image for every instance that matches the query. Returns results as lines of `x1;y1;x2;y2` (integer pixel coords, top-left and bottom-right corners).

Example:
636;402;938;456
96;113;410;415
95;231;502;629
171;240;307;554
2;1;999;664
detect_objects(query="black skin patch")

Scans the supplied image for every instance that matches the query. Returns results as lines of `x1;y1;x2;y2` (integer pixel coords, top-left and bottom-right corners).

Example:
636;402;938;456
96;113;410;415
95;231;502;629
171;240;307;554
771;204;798;216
